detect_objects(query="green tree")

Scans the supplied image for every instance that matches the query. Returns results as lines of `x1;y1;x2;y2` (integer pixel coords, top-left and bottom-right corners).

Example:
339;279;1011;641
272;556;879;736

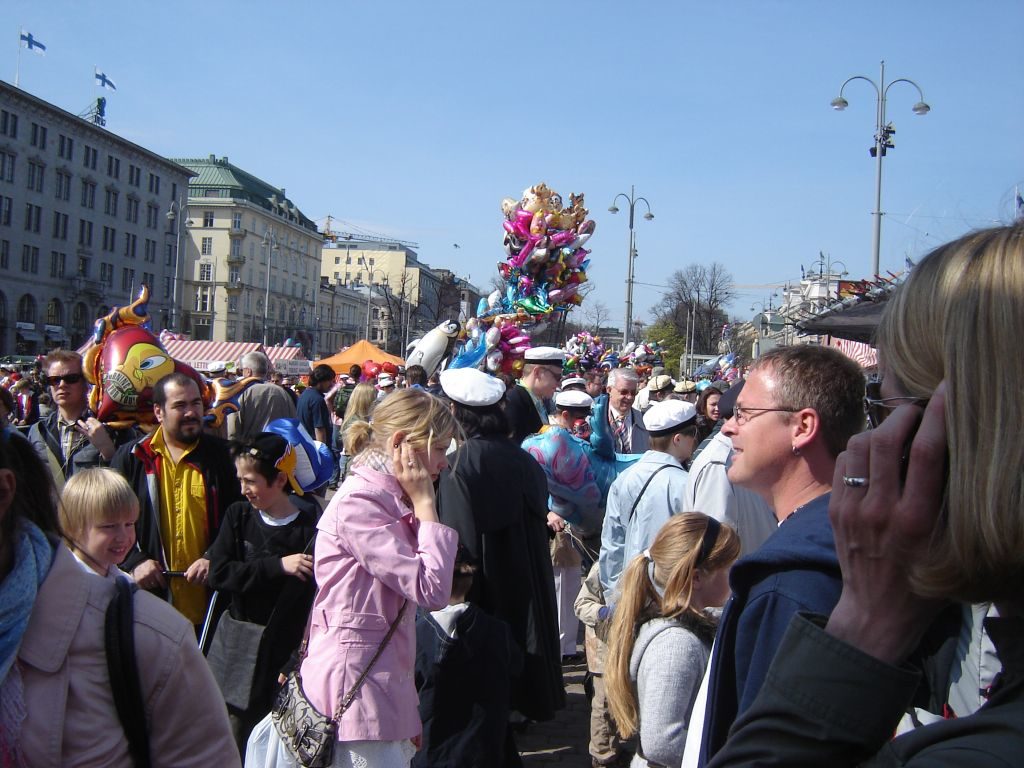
643;317;688;377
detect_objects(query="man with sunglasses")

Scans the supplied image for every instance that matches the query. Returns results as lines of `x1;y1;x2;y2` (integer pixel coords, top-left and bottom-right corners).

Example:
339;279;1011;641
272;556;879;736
28;349;137;488
696;345;864;767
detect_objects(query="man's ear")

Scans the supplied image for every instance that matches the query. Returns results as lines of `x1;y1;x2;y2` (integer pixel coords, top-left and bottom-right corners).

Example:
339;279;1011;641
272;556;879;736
791;408;820;452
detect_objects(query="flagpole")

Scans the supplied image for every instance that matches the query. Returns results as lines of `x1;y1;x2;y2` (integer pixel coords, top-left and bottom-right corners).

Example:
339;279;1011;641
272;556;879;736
15;29;22;88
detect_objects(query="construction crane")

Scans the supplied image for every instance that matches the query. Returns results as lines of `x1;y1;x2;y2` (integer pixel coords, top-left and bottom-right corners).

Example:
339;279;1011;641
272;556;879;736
319;215;419;249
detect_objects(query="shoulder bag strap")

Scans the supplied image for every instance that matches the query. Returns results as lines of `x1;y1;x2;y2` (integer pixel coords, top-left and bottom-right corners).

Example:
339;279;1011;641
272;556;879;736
105;578;152;768
332;600;409;722
628;464;685;522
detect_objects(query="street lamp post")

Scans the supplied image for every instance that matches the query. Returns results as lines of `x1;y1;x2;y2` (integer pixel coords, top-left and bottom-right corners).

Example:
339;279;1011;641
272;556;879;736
361;269;390;342
805;252;848;301
262;228;279;346
165;197;190;331
608;186;654;346
831;61;930;278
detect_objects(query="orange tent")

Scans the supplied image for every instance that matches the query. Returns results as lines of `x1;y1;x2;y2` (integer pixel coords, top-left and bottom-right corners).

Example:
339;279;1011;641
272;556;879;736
315;340;405;373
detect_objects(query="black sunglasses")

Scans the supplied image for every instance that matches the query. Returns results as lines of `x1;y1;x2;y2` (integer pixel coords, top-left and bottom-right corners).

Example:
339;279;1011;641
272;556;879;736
47;373;85;386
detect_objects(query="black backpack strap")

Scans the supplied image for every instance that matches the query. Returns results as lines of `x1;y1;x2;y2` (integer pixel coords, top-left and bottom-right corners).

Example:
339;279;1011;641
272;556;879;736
628;463;685;522
105;578;152;768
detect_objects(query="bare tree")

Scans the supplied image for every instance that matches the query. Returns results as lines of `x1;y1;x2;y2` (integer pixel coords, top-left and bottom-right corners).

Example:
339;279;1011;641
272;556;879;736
582;300;611;333
656;262;736;355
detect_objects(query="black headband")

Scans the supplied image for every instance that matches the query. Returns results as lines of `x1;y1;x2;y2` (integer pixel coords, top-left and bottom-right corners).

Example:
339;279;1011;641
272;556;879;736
696;516;721;566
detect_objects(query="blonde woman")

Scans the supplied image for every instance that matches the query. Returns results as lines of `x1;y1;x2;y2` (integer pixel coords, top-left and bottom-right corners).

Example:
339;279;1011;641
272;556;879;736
339;383;377;479
606;513;739;768
710;223;1024;766
247;388;460;768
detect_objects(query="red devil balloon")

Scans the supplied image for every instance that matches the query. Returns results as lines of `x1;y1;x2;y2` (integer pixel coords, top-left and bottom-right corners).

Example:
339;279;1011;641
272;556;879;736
83;286;209;429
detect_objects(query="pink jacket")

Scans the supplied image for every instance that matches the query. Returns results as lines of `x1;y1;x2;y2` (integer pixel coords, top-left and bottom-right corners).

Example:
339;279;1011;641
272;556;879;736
18;545;239;767
301;464;457;742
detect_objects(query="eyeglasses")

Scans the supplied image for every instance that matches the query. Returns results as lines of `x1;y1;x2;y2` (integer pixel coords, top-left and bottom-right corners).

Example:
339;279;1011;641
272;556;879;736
864;378;929;429
732;405;799;425
46;373;85;386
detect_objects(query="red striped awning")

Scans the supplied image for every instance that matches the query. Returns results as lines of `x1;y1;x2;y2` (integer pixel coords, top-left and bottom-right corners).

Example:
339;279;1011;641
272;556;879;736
161;340;262;371
829;337;878;369
264;345;301;362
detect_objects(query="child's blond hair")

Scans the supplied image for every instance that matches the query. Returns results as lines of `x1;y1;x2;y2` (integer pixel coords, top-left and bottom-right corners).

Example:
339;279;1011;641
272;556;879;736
60;467;139;542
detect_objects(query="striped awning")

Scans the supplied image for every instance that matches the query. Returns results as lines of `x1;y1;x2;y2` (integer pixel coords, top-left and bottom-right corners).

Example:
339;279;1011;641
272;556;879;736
161;340;262;371
829;337;878;369
264;345;302;362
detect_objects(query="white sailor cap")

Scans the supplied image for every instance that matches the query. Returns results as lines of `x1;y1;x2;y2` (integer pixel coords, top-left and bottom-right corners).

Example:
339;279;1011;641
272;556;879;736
643;400;698;434
440;368;506;407
554;390;594;409
524;346;566;366
378;373;395;387
208;361;228;374
560;376;586;389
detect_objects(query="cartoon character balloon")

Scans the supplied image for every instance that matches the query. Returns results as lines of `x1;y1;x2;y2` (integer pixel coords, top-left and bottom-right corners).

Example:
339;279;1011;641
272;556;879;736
82;286;210;429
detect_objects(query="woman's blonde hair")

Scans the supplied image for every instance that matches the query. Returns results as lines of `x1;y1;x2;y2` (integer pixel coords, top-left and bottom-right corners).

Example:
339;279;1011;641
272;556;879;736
60;468;139;542
344;388;459;459
605;513;739;738
345;383;377;423
876;222;1024;602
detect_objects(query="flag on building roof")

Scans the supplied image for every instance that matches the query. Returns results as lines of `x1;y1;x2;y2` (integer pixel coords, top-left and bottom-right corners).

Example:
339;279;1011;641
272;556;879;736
94;68;116;91
20;30;46;55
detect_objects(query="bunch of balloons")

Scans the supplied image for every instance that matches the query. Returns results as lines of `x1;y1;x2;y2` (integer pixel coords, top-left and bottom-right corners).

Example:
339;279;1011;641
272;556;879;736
448;316;533;376
478;183;595;322
563;331;607;373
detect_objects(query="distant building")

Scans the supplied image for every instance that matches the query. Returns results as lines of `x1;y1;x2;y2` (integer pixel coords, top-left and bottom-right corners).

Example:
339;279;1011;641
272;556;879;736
0;81;193;354
170;155;324;351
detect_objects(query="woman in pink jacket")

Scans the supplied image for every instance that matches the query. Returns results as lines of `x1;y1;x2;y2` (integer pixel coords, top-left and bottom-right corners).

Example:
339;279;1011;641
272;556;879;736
247;388;460;768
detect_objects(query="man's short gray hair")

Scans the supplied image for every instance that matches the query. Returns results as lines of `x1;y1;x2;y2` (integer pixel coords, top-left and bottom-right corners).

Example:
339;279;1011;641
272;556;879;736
240;351;271;379
607;367;639;389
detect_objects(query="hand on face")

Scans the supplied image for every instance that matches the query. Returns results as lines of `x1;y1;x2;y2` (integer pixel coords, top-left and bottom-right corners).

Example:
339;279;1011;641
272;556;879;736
392;437;447;507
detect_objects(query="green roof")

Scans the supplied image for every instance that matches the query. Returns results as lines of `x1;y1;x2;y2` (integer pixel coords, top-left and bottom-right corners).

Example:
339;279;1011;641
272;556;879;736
170;155;318;233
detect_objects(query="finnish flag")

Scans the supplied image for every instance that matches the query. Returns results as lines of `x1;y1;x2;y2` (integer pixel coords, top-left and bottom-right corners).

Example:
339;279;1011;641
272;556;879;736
95;68;117;91
20;30;47;55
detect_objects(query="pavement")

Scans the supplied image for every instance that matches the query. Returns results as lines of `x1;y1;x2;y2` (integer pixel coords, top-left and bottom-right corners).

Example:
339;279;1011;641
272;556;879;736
517;655;594;767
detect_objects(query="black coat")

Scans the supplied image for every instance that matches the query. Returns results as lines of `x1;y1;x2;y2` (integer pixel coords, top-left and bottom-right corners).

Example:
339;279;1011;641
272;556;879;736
414;604;523;768
436;434;565;721
503;385;544;444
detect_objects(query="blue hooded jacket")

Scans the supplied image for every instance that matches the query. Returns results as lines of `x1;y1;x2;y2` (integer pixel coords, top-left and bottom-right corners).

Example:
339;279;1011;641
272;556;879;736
699;492;842;766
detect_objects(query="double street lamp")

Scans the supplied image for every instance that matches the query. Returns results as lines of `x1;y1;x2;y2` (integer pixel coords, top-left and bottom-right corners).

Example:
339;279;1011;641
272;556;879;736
262;228;280;346
830;60;930;278
609;186;654;346
165;198;191;331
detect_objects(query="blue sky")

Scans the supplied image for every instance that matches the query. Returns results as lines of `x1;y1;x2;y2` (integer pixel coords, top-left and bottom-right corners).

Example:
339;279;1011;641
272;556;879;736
8;1;1023;329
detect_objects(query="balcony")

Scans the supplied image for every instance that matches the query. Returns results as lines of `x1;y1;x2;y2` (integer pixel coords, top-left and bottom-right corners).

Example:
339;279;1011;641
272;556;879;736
226;251;245;265
70;275;105;300
224;277;244;292
228;226;246;238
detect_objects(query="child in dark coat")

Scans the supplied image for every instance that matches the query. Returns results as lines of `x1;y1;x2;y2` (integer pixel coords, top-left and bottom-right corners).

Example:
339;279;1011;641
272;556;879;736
414;550;523;768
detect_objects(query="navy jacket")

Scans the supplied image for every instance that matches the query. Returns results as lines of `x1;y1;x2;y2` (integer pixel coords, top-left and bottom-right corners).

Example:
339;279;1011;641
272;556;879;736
700;492;841;765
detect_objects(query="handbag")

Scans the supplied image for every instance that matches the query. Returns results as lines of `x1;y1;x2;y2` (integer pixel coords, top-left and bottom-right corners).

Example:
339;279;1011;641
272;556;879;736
206;610;266;710
271;599;408;767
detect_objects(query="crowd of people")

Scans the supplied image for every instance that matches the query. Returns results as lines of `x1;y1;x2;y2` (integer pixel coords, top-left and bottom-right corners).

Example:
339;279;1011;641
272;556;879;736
1;222;1023;767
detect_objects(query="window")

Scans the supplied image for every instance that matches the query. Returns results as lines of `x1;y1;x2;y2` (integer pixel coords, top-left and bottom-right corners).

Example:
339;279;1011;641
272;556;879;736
51;211;68;240
121;268;135;292
82;145;98;170
146;203;158;229
16;294;35;324
0;239;7;268
0;110;17;139
77;255;90;277
199;263;213;281
30;123;47;149
125;197;139;223
21;245;39;274
0;151;13;183
128;164;140;187
142;271;154;289
201;237;212;255
80;180;96;209
49;251;66;278
106;156;120;179
23;204;41;233
0;196;10;227
102;226;116;252
78;219;93;247
171;182;177;201
54;170;71;201
144;238;156;262
231;212;242;229
228;267;240;283
104;188;119;216
228;295;238;313
100;262;114;287
26;161;43;193
147;173;160;195
45;298;62;326
162;275;172;299
202;211;214;227
123;232;137;258
165;243;174;266
230;239;241;257
194;288;210;312
58;135;74;161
